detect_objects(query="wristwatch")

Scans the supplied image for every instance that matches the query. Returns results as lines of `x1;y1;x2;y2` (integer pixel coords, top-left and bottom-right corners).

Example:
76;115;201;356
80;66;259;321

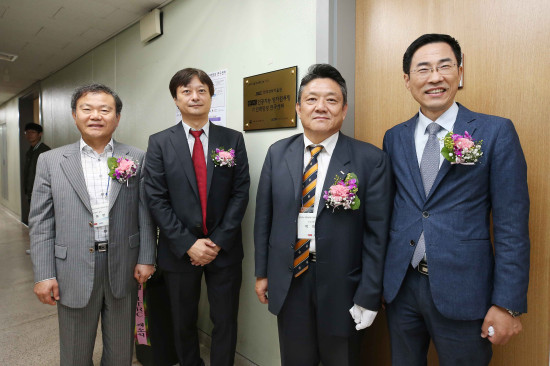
506;308;521;317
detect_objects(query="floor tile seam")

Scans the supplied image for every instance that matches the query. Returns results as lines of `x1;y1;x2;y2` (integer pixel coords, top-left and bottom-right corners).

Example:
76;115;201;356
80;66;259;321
0;238;31;245
0;312;58;331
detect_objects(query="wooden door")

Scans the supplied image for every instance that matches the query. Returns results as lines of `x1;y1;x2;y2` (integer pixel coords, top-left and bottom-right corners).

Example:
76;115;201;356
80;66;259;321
356;0;550;365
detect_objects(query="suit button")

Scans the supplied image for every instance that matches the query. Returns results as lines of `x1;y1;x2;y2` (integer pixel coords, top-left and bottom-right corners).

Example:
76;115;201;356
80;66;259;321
410;240;415;246
89;248;95;253
89;221;94;227
422;211;429;218
288;266;293;272
290;243;295;248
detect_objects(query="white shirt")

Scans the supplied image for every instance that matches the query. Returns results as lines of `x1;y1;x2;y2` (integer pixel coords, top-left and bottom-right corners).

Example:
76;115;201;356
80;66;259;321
181;120;209;163
302;132;339;252
80;138;114;242
414;102;459;167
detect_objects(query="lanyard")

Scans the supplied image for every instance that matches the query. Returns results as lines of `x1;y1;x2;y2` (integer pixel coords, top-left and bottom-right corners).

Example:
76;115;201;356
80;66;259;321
105;151;114;197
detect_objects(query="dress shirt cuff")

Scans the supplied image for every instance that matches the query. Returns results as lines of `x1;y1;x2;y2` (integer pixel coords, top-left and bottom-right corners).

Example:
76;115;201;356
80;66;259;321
35;277;56;284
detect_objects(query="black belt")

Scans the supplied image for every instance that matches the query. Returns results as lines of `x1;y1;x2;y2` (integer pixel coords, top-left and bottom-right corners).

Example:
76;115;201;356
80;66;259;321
309;252;317;262
416;259;428;275
94;241;108;252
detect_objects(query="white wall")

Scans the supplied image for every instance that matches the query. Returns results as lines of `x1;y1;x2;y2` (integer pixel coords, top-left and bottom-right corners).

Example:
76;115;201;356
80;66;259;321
0;98;22;214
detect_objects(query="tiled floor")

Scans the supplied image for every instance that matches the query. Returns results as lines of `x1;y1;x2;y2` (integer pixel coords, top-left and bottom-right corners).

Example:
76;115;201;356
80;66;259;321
0;205;256;366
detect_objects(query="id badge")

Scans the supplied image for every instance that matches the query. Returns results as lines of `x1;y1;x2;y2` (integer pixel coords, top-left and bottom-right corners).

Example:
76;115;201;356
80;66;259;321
91;202;109;228
297;212;316;240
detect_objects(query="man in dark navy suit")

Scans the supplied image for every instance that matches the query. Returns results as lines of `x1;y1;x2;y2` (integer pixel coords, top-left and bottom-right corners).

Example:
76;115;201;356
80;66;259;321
383;34;530;365
255;64;393;365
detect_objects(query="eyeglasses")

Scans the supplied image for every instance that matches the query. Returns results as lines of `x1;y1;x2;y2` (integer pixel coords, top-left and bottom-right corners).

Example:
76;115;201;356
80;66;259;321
410;63;457;78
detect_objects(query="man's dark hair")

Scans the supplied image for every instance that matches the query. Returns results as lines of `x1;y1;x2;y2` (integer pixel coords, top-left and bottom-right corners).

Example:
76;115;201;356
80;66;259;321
70;83;123;116
169;68;215;98
24;122;43;133
297;64;347;105
403;34;462;74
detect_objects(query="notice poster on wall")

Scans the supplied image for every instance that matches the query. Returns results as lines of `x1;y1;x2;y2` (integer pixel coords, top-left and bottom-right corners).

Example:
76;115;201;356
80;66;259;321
175;69;227;127
208;69;227;127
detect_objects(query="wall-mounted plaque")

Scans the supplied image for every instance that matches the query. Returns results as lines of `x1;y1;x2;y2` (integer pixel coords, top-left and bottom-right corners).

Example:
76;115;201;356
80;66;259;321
243;66;297;131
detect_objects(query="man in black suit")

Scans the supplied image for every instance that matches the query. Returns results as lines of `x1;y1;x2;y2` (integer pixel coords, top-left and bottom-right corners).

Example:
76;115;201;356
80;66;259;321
24;123;51;204
23;122;50;237
144;68;250;366
254;64;393;365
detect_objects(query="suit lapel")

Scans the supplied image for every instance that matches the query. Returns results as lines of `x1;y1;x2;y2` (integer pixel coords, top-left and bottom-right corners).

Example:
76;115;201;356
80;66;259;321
108;140;130;211
428;105;478;199
169;123;199;197
285;136;305;206
206;122;220;197
60;142;92;213
317;133;351;217
399;115;426;200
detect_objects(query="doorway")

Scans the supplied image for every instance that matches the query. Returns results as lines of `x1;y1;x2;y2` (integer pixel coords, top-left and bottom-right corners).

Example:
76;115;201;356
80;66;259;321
19;91;40;225
0;123;7;200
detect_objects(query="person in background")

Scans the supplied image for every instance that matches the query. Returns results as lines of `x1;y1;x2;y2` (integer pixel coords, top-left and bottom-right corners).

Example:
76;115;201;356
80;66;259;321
23;122;50;203
23;122;50;253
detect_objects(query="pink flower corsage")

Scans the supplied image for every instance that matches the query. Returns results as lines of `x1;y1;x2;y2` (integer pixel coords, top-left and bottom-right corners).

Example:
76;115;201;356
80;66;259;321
108;157;138;184
441;131;483;165
211;147;236;167
323;173;360;211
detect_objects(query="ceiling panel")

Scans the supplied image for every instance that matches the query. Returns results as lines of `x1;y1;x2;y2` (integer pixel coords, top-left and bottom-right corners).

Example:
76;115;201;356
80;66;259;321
0;0;172;105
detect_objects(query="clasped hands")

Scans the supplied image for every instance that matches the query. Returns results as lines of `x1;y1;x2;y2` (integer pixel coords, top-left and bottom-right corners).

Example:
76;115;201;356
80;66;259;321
188;238;221;266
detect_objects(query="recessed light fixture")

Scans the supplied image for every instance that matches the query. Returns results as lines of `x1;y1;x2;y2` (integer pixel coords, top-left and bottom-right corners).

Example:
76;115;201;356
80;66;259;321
0;52;18;62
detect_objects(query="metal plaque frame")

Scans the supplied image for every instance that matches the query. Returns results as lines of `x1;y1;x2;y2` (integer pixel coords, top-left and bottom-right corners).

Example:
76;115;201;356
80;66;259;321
243;66;297;131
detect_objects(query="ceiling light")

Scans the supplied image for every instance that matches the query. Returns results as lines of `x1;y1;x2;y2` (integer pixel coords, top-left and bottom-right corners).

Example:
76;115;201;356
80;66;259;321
0;52;18;62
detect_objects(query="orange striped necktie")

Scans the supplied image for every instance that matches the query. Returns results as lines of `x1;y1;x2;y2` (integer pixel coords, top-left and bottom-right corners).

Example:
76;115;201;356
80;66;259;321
293;145;323;277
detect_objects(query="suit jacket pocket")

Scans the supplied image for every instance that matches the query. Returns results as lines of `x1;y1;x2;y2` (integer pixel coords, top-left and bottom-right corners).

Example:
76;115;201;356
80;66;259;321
54;245;67;259
129;232;140;248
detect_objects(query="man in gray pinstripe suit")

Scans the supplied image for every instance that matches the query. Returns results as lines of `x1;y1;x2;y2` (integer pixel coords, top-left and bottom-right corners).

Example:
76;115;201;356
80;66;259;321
29;84;156;366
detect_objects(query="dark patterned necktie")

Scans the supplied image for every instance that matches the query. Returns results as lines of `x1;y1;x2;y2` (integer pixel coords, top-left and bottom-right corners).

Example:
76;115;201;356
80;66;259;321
294;145;323;277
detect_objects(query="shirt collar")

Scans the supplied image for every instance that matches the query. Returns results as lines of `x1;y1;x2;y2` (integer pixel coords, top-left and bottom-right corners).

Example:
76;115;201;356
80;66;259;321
303;131;339;156
418;102;459;134
182;120;210;139
32;141;42;151
80;138;114;155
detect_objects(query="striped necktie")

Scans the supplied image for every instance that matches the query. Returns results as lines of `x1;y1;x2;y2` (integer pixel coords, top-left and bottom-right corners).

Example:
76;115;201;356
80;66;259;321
293;145;323;277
